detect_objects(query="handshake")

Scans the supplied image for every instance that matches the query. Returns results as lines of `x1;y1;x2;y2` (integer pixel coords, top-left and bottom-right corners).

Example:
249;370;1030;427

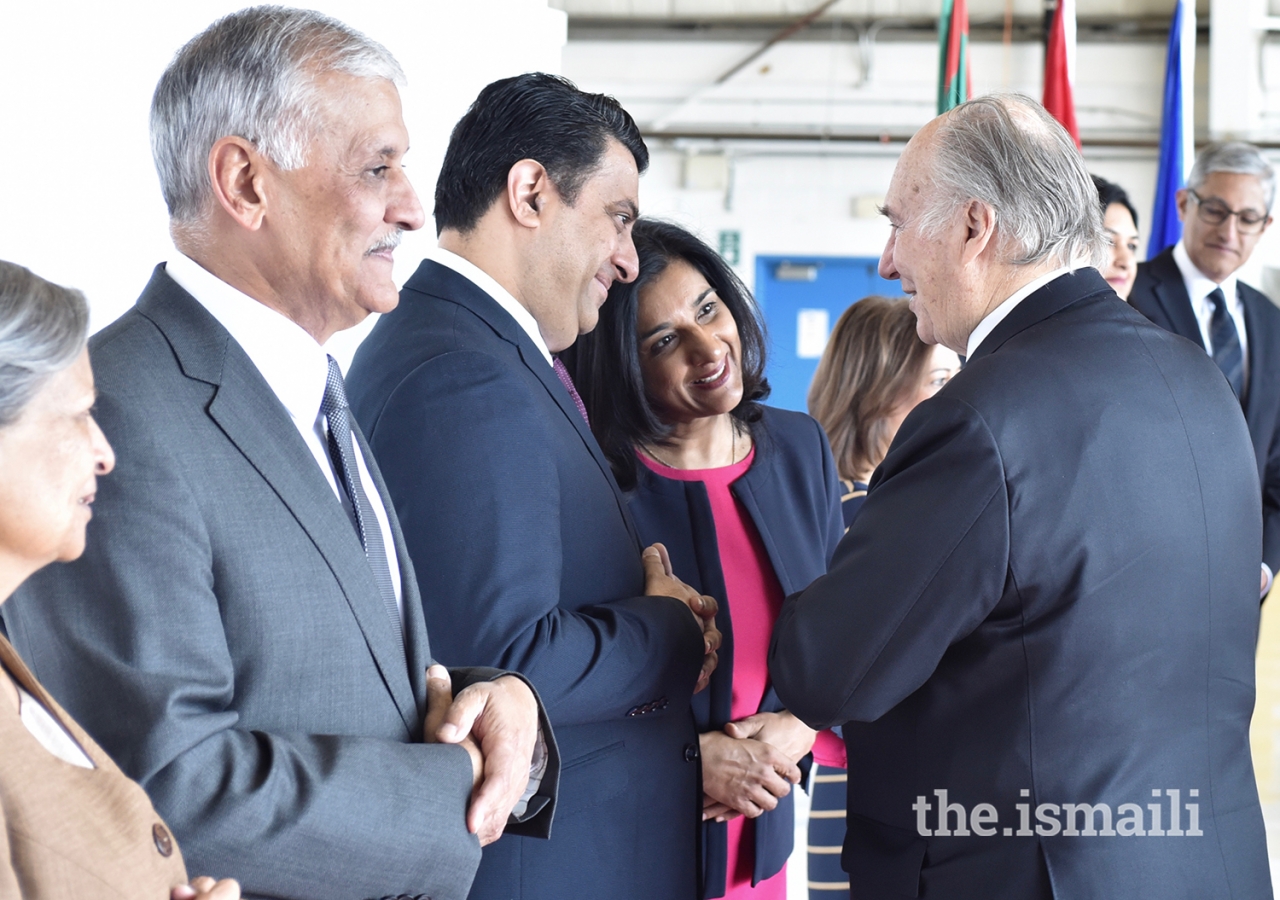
638;543;814;823
641;543;722;693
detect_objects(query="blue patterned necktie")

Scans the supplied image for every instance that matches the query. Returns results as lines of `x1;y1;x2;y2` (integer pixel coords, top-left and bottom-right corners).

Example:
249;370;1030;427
1208;287;1245;404
321;355;403;646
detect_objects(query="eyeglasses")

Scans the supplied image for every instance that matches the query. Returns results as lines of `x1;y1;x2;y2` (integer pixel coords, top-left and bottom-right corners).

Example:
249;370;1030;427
1187;190;1270;234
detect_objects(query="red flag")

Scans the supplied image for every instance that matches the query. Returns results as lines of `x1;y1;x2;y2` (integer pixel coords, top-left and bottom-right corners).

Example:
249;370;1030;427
937;0;971;114
1043;0;1080;147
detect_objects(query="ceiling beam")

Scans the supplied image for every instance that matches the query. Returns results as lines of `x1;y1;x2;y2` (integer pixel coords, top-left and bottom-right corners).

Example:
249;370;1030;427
568;15;1197;45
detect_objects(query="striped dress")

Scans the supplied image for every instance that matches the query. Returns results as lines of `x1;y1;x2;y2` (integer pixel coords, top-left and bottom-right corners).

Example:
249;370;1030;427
806;479;867;898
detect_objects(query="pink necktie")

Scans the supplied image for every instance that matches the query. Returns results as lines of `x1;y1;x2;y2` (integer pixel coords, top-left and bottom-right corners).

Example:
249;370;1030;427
552;357;590;426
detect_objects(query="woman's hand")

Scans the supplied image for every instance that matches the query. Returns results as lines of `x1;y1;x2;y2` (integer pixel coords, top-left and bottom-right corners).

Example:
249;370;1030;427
172;877;240;900
725;710;817;763
699;730;801;821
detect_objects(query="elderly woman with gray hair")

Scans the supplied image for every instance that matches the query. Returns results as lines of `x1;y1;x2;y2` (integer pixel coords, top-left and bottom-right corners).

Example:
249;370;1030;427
0;260;238;899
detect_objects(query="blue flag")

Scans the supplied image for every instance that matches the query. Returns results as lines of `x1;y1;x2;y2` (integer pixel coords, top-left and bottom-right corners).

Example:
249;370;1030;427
1150;0;1196;258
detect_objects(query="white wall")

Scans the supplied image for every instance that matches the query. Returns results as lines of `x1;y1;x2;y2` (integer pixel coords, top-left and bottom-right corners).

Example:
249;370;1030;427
0;0;566;352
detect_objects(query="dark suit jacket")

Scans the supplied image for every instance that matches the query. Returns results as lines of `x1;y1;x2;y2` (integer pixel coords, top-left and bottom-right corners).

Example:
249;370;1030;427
1130;246;1280;575
626;406;843;898
346;259;706;900
769;270;1271;899
2;267;556;900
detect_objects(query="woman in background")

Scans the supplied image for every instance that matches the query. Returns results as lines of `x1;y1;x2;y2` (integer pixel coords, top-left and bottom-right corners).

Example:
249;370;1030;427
809;296;961;525
573;219;843;899
803;295;960;897
1092;174;1141;300
0;260;238;900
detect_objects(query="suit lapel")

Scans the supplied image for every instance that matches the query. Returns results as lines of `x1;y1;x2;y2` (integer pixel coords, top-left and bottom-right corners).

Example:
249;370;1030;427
137;269;420;735
518;343;643;547
1149;250;1205;350
732;450;793;592
408;260;643;548
356;426;431;715
1240;284;1267;435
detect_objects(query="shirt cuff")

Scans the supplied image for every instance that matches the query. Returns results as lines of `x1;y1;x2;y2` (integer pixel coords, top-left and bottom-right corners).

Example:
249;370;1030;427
1263;563;1273;599
508;724;548;821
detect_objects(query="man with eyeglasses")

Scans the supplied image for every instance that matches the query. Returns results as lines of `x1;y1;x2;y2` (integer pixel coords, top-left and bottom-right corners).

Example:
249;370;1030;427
1131;141;1280;599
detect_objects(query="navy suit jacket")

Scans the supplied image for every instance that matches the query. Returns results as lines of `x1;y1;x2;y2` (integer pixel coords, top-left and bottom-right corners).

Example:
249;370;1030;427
1129;246;1280;575
770;270;1271;899
626;406;843;898
347;259;706;900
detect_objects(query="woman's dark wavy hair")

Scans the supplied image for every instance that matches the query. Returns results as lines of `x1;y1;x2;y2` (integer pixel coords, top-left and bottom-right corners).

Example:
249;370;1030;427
569;218;770;490
1091;174;1139;229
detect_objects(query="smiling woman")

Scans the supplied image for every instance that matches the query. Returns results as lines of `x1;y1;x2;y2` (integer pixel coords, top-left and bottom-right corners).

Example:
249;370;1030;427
0;261;237;900
571;219;845;900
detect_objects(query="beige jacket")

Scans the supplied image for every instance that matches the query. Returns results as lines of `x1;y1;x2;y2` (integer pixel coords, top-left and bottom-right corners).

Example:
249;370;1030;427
0;636;187;898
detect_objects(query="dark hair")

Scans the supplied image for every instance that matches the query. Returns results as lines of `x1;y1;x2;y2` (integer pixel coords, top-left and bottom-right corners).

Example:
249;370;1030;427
807;296;930;483
571;219;769;490
433;73;649;235
1091;174;1139;230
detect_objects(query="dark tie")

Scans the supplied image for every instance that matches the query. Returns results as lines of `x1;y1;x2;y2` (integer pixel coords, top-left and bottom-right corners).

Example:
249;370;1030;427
553;356;590;426
321;355;403;645
1208;287;1245;403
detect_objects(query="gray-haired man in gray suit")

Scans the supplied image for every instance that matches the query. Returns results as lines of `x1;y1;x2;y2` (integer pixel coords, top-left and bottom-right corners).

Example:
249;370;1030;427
1;8;560;900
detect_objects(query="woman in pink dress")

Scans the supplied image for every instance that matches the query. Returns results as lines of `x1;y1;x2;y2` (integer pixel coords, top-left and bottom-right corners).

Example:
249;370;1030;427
571;220;844;899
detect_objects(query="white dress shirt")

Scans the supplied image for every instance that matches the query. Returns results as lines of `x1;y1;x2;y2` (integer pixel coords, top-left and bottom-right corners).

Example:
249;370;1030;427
965;266;1075;360
165;253;405;631
1172;240;1250;382
428;246;554;366
16;684;94;769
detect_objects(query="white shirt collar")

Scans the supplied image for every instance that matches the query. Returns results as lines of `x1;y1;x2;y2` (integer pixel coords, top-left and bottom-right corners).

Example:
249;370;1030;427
965;265;1075;359
1172;239;1240;310
164;252;329;424
427;246;553;365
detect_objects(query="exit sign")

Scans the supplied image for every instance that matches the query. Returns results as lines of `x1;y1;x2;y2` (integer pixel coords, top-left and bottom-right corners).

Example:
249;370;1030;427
718;230;741;266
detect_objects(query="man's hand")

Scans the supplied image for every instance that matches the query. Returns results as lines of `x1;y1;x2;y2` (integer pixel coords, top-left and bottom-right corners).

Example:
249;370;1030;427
424;666;484;792
698;730;801;822
424;665;538;846
725;710;817;763
642;543;722;692
171;877;240;900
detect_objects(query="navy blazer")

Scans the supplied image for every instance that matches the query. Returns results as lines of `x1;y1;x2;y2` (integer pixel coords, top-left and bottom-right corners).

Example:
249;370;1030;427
626;407;844;898
346;259;706;900
1130;247;1280;575
771;270;1271;899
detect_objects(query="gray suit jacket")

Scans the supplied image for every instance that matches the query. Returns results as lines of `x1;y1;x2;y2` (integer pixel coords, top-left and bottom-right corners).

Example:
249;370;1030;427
2;266;556;900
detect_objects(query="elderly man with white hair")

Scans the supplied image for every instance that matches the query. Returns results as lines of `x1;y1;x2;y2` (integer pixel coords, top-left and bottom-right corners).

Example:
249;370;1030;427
770;94;1271;898
1130;141;1280;600
1;8;556;900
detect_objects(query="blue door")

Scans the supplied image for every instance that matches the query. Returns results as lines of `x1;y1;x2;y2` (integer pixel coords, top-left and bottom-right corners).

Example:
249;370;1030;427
753;255;904;412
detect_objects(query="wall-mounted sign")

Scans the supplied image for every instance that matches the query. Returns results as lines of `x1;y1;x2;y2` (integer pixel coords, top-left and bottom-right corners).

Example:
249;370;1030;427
718;230;741;266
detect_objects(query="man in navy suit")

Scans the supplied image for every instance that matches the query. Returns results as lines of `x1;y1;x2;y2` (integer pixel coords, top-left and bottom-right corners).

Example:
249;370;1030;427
769;95;1271;898
346;74;720;900
1129;141;1280;598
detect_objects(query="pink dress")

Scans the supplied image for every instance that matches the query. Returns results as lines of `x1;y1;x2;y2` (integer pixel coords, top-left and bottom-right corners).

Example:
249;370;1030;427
640;447;788;900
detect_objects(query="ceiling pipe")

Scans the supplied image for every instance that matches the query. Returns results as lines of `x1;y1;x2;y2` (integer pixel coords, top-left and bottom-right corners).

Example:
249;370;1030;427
651;0;844;132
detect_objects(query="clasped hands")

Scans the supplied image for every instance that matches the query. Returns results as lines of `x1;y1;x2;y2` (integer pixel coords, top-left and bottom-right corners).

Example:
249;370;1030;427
701;711;817;823
423;665;540;846
642;543;721;693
